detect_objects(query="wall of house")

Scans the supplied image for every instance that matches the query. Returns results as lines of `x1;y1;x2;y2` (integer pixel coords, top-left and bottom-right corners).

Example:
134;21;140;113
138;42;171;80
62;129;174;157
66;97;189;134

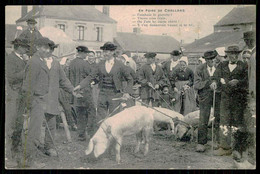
44;18;116;50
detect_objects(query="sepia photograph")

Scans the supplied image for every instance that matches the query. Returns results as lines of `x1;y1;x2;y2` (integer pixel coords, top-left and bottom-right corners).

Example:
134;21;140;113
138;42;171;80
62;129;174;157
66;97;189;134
5;5;256;169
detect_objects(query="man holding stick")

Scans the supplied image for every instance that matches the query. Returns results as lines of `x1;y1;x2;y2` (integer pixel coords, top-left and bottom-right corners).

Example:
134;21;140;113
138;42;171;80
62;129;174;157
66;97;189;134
194;50;218;152
21;37;79;168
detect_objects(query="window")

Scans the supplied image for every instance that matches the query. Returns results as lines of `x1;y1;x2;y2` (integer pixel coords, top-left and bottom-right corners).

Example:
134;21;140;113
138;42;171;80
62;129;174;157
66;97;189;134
58;24;65;32
96;27;103;42
78;26;84;40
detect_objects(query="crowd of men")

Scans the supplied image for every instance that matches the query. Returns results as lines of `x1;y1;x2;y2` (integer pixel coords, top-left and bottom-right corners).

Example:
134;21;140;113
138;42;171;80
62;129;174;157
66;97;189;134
5;18;256;168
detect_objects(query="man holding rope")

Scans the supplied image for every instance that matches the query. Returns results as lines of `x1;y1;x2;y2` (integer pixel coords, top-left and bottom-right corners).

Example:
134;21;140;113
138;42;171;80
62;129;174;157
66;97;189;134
194;50;218;153
138;52;168;107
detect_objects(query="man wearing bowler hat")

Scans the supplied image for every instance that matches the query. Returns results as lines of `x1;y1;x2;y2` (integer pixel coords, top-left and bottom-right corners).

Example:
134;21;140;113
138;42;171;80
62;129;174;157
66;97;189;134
194;50;218;152
68;46;96;141
5;38;30;167
21;37;78;168
138;52;168;107
18;18;42;57
213;45;248;160
74;42;133;134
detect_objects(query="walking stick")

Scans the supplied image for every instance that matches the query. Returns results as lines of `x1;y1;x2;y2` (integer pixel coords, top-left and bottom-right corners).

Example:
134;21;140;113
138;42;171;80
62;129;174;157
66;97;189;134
44;118;60;161
211;89;216;156
60;111;72;143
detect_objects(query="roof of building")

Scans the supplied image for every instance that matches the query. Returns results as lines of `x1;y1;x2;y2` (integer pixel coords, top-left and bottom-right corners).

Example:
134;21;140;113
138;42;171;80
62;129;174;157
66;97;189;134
183;31;246;54
215;6;256;26
16;6;117;24
114;32;180;53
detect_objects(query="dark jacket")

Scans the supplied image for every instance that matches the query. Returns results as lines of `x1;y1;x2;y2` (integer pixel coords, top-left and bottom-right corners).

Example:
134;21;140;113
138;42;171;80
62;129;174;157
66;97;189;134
80;59;133;94
162;60;180;78
138;64;168;99
6;51;26;91
22;52;74;115
170;67;194;88
194;63;217;101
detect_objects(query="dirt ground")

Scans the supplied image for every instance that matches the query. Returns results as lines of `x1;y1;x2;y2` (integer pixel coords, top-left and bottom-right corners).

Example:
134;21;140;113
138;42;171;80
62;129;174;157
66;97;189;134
23;128;238;170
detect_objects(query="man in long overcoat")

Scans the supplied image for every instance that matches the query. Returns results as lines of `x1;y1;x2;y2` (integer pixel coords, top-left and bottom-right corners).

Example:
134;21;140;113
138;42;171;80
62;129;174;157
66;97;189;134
5;38;30;167
17;18;42;57
68;46;96;140
138;52;168;107
21;37;77;168
194;50;218;152
213;45;248;159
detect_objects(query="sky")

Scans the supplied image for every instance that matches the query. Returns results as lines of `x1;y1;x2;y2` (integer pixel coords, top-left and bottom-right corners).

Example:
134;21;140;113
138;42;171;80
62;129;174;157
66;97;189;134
6;5;241;43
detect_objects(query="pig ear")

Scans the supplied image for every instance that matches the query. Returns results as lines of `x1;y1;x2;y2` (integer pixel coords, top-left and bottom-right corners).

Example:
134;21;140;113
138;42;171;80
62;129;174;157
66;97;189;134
85;139;94;155
94;142;107;158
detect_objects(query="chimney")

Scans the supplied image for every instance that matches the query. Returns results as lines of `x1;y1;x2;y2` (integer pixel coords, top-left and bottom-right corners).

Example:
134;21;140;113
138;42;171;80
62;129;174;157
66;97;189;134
103;6;110;16
133;27;141;34
21;6;28;18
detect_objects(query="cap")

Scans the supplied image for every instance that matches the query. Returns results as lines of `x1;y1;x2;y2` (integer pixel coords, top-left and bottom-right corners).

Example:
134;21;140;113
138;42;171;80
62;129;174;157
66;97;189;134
26;18;37;24
224;44;242;53
11;38;30;47
203;50;218;59
144;52;157;59
76;46;91;53
100;42;117;51
170;50;181;56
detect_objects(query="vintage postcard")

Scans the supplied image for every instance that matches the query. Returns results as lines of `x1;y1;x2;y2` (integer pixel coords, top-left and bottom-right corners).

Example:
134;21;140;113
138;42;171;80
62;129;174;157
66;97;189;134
5;5;256;169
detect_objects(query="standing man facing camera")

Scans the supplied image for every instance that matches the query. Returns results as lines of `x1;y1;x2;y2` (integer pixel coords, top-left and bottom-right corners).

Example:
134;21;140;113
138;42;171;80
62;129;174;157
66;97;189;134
75;42;133;133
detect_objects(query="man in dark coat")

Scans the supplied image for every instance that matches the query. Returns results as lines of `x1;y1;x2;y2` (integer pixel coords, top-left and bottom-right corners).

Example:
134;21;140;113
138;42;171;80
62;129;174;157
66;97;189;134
68;46;96;141
74;42;133;133
162;50;181;82
138;52;168;107
213;45;248;159
5;38;30;167
17;18;42;57
194;50;218;152
21;37;77;168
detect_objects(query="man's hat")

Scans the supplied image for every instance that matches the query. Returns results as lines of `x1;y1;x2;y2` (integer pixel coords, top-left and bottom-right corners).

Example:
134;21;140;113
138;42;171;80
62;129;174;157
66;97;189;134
224;44;242;53
26;18;37;24
144;52;157;59
48;40;59;49
242;31;256;40
76;46;91;53
203;50;218;59
100;42;117;51
35;37;52;47
11;38;30;47
170;50;181;56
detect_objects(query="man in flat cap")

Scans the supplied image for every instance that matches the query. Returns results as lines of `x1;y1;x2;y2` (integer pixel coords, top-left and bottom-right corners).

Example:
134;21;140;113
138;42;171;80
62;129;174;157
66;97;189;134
68;46;96;141
138;52;168;107
21;37;78;168
18;18;42;57
74;42;133;133
5;38;30;167
213;45;248;161
194;50;218;152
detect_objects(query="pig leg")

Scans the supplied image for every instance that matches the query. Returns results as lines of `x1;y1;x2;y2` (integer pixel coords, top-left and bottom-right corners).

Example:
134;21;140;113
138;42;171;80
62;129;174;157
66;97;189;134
169;120;175;134
143;126;152;156
134;131;142;153
115;137;122;164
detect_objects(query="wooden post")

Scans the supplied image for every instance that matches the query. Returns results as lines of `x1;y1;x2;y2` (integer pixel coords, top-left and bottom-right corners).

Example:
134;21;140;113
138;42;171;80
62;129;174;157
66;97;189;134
60;111;72;143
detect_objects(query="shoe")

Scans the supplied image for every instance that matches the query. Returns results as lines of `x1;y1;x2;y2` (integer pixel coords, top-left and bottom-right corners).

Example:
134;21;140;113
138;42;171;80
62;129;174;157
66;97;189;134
232;150;242;161
195;144;206;152
213;147;232;156
78;136;86;141
45;148;58;157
